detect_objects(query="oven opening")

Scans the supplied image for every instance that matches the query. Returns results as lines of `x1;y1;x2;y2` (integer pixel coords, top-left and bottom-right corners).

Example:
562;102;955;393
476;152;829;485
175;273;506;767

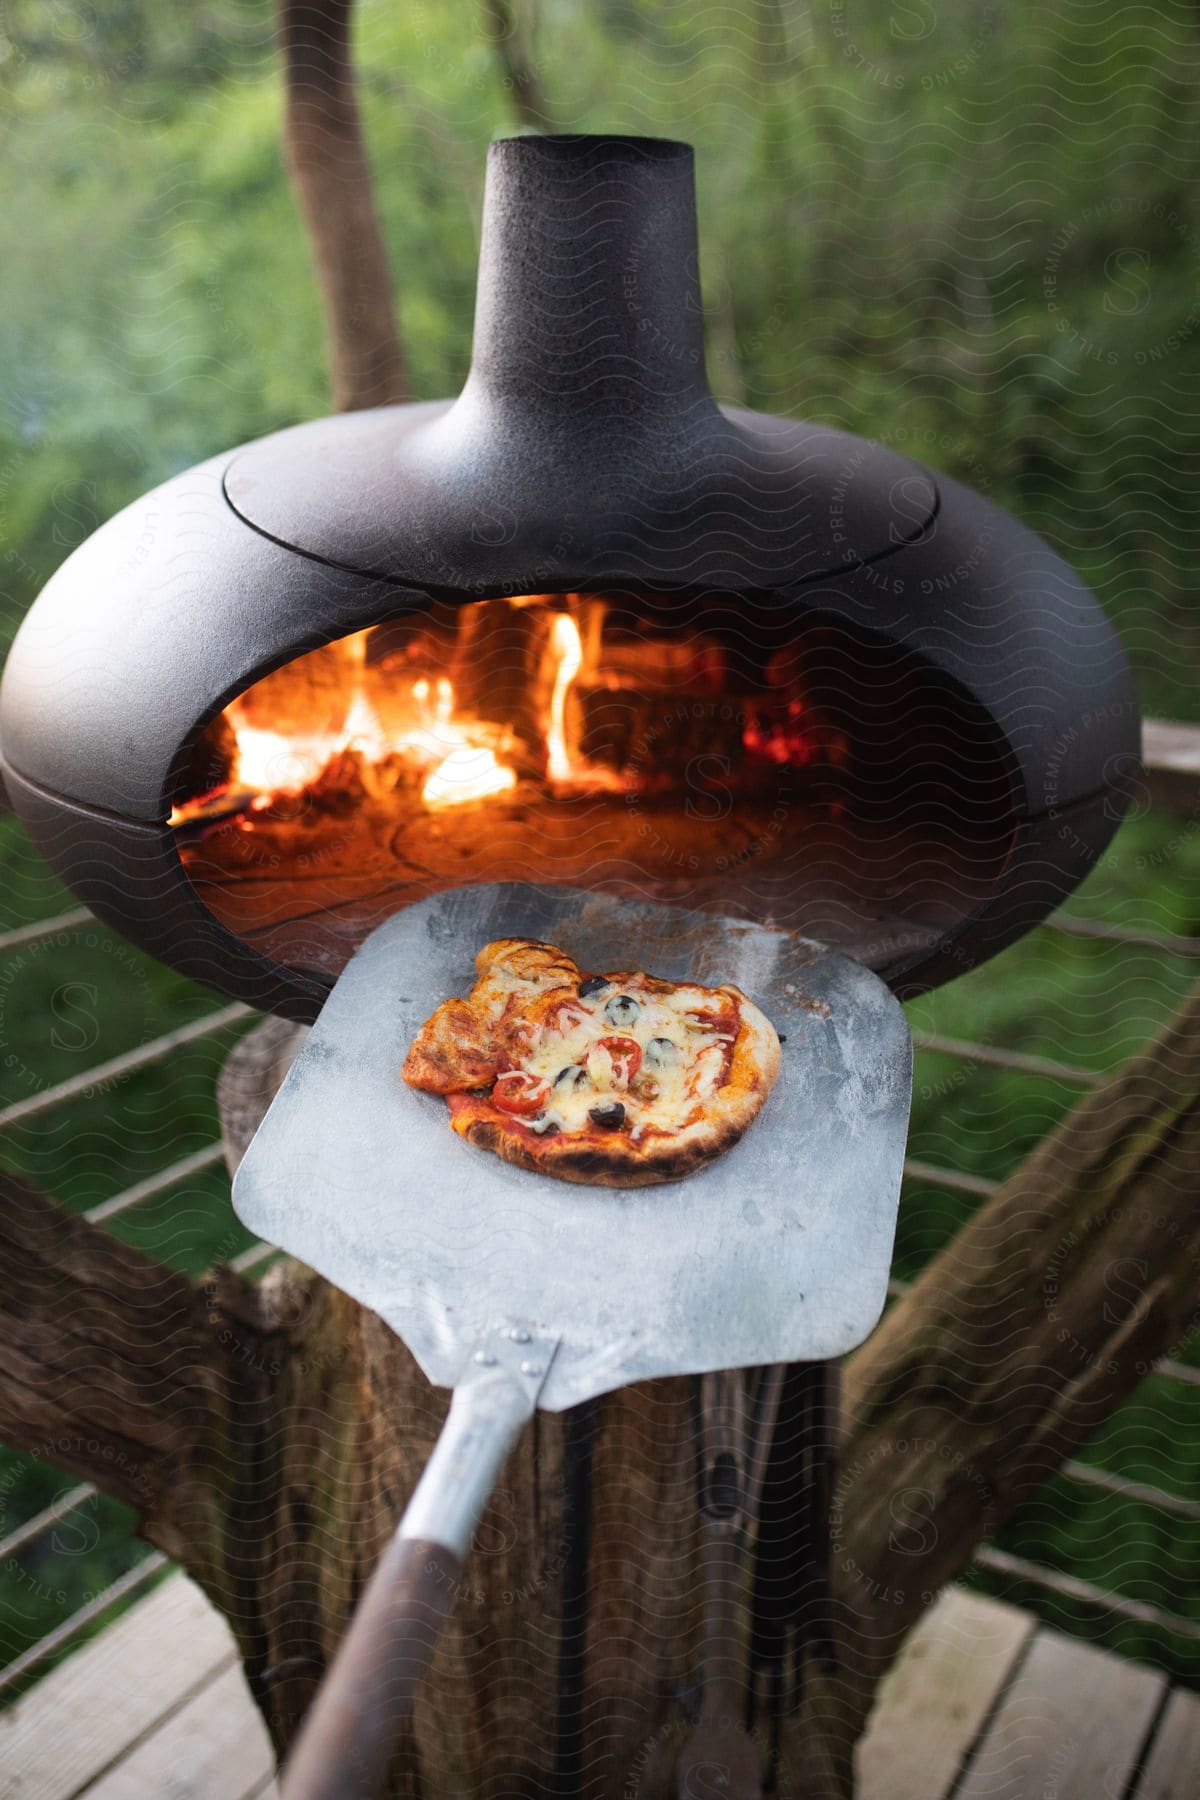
170;592;1021;982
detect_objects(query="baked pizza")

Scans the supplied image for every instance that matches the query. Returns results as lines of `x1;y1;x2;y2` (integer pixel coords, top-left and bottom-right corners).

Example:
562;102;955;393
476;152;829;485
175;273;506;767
402;937;781;1186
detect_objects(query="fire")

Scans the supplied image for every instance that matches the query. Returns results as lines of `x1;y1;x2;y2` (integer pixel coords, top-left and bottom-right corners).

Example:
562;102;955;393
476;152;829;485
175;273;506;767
422;747;515;807
171;645;522;824
229;725;326;796
170;604;647;828
546;612;584;783
394;676;518;808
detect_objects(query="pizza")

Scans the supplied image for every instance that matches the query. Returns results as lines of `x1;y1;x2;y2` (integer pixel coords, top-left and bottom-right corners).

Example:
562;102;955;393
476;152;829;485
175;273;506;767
401;937;782;1186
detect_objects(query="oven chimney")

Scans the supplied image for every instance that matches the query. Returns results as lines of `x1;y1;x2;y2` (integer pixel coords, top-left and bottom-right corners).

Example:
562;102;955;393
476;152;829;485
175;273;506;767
462;135;715;422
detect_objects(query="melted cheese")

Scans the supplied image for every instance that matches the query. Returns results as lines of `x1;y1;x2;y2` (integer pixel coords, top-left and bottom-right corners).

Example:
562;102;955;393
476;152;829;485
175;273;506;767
518;982;734;1140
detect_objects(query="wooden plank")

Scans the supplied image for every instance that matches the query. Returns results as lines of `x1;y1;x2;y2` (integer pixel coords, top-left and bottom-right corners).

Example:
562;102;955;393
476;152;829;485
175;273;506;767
0;1574;237;1799
80;1661;274;1800
955;1628;1165;1800
858;1586;1036;1800
1143;718;1200;814
1134;1686;1200;1800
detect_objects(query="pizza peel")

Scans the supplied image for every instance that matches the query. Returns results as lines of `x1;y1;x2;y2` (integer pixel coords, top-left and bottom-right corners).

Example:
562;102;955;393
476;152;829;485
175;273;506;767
232;883;912;1799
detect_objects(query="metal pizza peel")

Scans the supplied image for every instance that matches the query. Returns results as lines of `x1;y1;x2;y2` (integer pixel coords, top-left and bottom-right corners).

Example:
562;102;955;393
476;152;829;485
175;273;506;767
232;883;912;1798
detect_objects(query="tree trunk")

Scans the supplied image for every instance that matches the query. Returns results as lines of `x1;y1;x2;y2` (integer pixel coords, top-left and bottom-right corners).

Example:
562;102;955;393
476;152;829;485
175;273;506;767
278;0;408;411
481;0;556;132
797;975;1200;1792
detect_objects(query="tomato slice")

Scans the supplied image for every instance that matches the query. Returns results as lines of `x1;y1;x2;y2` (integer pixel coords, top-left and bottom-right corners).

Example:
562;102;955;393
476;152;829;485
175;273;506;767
596;1035;642;1086
542;996;592;1035
684;1008;735;1035
493;1070;551;1116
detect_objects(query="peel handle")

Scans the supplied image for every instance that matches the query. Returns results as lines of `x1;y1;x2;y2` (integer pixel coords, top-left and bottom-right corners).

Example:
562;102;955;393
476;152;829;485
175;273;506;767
281;1532;462;1800
281;1341;548;1800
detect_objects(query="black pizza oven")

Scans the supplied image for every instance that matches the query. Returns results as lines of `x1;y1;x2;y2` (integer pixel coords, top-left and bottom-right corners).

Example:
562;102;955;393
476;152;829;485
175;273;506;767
0;135;1139;1022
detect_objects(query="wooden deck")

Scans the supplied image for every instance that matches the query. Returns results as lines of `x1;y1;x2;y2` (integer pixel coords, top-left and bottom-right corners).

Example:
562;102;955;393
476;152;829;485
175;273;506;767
2;1576;1197;1799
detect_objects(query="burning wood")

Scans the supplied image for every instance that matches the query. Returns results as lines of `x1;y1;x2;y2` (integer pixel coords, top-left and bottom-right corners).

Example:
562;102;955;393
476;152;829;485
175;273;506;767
168;594;1015;986
171;597;651;826
173;633;525;825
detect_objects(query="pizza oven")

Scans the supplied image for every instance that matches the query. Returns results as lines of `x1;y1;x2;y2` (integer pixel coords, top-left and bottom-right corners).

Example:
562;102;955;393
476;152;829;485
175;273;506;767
0;135;1138;1023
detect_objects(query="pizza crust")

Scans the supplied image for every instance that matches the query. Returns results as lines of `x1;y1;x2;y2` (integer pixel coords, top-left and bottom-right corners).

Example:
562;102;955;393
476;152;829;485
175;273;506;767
402;937;782;1187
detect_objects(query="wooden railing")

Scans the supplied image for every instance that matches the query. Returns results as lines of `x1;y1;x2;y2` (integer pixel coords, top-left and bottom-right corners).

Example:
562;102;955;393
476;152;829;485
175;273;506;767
1;720;1199;1693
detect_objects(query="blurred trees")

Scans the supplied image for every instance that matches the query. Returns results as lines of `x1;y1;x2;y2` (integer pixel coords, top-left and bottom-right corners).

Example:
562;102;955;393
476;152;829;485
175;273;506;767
1;0;1198;700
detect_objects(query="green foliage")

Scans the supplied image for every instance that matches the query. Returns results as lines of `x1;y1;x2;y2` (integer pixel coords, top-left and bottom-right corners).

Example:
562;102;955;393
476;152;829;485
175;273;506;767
1;0;1199;1691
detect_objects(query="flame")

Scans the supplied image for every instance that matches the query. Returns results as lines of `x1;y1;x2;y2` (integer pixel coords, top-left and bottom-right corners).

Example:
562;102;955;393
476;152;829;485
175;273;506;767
172;602;637;827
546;613;584;782
341;688;391;765
389;675;517;807
422;747;516;807
172;645;521;824
228;725;326;795
394;677;456;761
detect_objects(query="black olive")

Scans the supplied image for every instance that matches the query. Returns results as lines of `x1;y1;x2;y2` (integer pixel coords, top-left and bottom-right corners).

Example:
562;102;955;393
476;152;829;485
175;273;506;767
578;975;609;999
644;1037;679;1070
554;1064;590;1092
588;1101;626;1130
604;993;641;1028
